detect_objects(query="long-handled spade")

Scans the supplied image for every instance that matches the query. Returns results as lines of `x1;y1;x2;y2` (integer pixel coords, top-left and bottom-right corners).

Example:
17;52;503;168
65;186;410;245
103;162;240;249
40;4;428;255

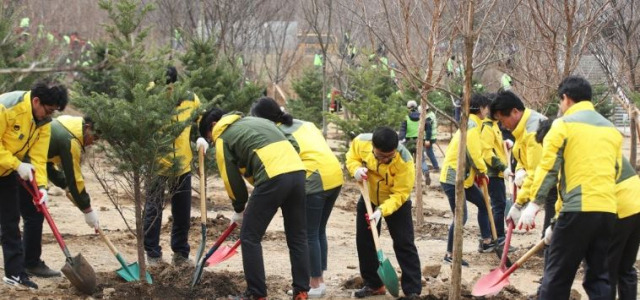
480;182;512;267
191;222;238;287
206;239;241;267
357;181;399;297
96;227;152;283
20;174;97;294
194;148;208;265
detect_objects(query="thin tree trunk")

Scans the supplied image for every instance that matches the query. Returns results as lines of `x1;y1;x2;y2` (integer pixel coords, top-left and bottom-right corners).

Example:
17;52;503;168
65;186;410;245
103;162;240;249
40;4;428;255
631;110;637;167
134;172;147;281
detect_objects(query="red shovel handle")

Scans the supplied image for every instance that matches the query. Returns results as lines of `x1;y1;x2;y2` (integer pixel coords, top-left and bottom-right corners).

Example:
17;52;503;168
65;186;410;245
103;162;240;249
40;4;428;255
500;221;515;268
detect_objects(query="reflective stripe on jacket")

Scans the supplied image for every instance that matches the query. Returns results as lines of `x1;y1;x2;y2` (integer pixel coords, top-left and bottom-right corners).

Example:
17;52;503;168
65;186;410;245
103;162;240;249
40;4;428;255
346;134;414;217
511;108;547;205
530;101;622;213
279;119;343;195
0;91;51;187
212;113;305;212
439;114;487;188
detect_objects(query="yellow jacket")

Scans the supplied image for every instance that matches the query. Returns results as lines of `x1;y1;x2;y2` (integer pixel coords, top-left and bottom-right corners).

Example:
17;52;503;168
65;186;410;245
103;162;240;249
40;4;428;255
480;120;507;178
530;101;622;213
346;134;414;216
439;114;487;188
0;91;51;187
279;119;343;194
511;108;547;205
158;93;201;176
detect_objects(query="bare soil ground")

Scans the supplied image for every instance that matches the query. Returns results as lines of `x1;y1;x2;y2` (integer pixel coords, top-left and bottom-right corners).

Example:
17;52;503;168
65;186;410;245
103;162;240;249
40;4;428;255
0;132;637;299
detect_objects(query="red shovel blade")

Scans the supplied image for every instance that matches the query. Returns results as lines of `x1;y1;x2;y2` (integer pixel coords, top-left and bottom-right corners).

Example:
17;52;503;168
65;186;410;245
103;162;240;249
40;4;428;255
472;267;510;297
206;240;240;266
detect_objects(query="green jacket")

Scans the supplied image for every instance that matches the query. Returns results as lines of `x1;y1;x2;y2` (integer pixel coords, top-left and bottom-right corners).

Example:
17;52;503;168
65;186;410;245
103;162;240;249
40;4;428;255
47;116;90;211
212;113;305;212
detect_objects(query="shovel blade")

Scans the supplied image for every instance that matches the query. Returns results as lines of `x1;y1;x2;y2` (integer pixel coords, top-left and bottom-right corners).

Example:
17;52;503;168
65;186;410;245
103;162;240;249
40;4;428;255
376;250;399;297
61;253;97;295
117;262;152;283
472;267;509;297
205;245;237;266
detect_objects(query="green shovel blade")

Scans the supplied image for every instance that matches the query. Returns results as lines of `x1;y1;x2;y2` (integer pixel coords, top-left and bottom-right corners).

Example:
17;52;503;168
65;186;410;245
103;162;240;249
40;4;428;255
115;254;152;283
376;249;399;297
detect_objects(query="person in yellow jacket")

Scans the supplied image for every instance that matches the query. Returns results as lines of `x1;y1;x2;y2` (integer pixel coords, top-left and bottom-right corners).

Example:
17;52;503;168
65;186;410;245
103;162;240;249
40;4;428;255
143;67;201;266
250;97;343;298
535;118;640;300
489;90;558;239
0;81;67;290
198;108;310;300
346;127;421;298
439;94;494;267
521;76;622;299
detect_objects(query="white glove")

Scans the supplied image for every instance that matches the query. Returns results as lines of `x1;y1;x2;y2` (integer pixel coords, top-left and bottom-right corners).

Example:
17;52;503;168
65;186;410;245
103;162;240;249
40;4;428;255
231;211;243;225
504;139;514;150
503;167;513;178
517;202;540;231
506;203;522;223
17;163;34;181
84;210;99;228
514;169;527;187
38;188;49;206
354;167;368;181
400;139;406;145
367;208;382;226
544;225;553;245
196;137;209;154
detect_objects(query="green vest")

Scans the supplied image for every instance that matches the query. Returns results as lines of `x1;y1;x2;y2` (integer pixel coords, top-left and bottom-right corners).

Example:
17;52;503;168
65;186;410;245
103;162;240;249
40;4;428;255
406;115;419;138
501;74;512;89
314;54;323;66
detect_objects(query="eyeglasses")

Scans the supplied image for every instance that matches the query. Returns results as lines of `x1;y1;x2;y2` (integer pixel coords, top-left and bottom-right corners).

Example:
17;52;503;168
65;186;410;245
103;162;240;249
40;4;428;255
372;149;396;161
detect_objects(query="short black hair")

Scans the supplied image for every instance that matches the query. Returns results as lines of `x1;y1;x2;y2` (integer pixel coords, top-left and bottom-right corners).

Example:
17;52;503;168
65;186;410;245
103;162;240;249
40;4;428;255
535;119;554;144
489;90;524;120
557;76;591;103
198;108;226;139
166;66;178;84
83;116;100;137
31;81;68;111
470;94;491;114
372;127;398;152
250;97;293;126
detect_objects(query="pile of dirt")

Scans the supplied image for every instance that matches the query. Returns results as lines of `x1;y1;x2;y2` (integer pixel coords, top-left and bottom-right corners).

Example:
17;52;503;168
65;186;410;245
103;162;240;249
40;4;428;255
92;263;289;299
164;213;240;240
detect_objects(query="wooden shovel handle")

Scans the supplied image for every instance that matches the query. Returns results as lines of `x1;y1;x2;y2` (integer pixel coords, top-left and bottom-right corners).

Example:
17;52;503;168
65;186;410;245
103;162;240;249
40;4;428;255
357;181;382;251
513;239;545;268
199;148;207;223
96;227;119;256
481;183;498;240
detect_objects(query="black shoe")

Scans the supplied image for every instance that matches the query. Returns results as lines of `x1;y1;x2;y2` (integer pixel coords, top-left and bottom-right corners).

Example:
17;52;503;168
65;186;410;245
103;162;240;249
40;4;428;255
3;273;38;289
498;238;517;252
354;285;386;298
478;240;497;253
443;254;469;267
399;293;421;300
25;260;61;278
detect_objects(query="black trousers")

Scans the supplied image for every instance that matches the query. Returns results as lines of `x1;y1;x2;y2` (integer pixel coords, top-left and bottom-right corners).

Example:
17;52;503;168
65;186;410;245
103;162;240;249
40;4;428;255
539;212;615;300
541;186;558;239
143;172;192;258
488;177;506;240
0;172;45;277
356;198;422;295
608;213;640;300
241;171;309;298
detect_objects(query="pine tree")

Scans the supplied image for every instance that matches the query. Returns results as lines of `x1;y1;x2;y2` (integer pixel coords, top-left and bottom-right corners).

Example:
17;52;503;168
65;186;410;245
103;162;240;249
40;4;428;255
288;67;323;128
74;0;197;282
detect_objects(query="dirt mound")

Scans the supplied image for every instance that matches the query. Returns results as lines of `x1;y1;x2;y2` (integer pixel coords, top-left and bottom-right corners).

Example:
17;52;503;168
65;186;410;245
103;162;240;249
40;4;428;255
164;213;241;240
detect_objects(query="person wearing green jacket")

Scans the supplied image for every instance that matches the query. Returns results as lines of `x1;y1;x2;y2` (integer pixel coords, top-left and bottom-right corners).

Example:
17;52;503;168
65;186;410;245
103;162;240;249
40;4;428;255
198;109;310;300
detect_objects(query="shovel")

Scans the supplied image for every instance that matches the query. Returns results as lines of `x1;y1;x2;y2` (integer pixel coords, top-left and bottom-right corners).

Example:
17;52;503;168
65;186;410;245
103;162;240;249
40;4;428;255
191;222;237;287
195;148;208;265
357;181;399;297
206;239;240;267
472;239;545;297
20;175;97;294
96;227;152;283
480;182;512;267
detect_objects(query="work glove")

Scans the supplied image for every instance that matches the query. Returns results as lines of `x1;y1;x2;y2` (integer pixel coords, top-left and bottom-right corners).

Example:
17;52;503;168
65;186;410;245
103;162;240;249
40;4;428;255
474;173;489;187
231;211;244;226
38;188;49;206
354;167;368;182
504;139;514;150
400;139;406;145
84;210;99;229
503;167;513;178
17;163;34;181
517;202;540;231
196;137;209;154
506;203;523;223
365;208;382;227
514;169;527;187
543;225;553;245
